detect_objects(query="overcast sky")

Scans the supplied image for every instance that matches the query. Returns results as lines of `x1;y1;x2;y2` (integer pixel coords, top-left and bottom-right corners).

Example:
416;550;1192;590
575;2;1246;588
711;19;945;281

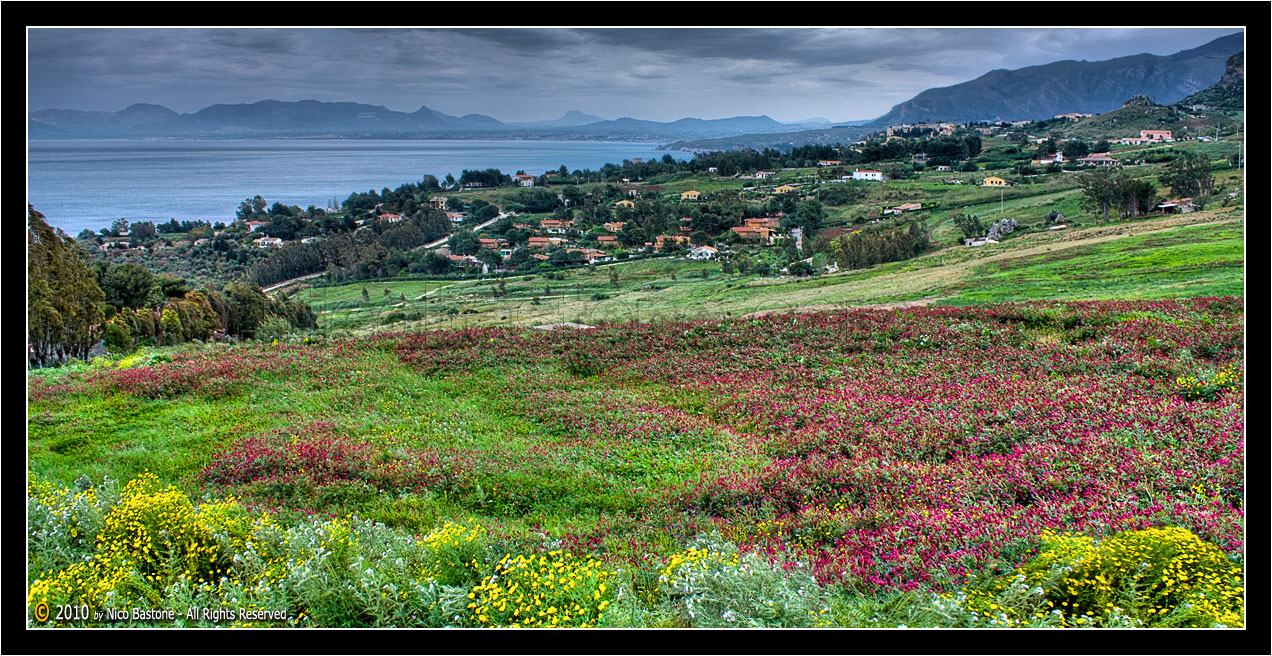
27;27;1243;124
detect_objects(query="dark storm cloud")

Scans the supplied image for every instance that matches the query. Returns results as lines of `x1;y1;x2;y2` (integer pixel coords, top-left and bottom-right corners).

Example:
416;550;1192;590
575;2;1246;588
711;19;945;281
442;28;586;54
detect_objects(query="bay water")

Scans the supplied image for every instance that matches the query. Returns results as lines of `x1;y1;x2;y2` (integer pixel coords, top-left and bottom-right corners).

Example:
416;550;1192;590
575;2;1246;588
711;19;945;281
27;139;690;235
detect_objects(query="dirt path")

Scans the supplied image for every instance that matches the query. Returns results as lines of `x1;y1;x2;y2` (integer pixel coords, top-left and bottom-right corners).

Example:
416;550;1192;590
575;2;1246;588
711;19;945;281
262;272;325;293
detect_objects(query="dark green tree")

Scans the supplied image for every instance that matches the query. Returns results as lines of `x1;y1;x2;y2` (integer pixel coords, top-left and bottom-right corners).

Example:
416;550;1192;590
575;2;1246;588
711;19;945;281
1160;152;1215;201
28;206;105;366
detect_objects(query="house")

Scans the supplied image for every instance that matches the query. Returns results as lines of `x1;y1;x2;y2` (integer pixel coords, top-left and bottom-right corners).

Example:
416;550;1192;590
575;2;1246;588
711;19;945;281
378;213;404;223
655;235;691;250
1157;198;1194;214
98;240;131;251
1031;152;1065;167
527;236;569;249
1078;154;1119;167
680;190;702;201
603;222;626;232
883;202;922;215
245;220;267;232
1119;137;1149;146
253;236;283;248
1141;130;1173;142
446;212;466;224
300;236;319;244
597;235;618;246
744;217;781;229
707;167;719;174
936;165;952;172
852;169;885;182
614;199;635;208
194;238;210;246
539;219;573;234
515;174;537;187
981;176;1008;187
964;237;999;247
731;226;772;243
687;245;718;260
678;217;695;235
478;238;507;251
429;196;448;210
817;160;842;167
754;171;774;179
773;185;799;194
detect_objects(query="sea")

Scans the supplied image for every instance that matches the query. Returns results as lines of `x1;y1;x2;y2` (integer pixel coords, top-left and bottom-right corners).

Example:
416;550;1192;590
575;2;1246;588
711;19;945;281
27;139;692;235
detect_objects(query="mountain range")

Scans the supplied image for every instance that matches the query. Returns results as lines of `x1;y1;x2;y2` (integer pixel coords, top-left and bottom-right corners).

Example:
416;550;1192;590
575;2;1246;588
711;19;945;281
664;32;1243;151
29;32;1242;146
28;101;830;142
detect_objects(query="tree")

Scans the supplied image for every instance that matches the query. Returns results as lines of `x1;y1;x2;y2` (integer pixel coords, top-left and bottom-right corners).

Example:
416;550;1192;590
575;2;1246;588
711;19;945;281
787;261;814;277
101;262;154;309
28;206;105;366
1077;169;1120;221
111;218;131;236
1160;152;1215;200
951;213;985;239
476;248;503;270
447;230;480;256
793;198;826;234
1061;140;1090;161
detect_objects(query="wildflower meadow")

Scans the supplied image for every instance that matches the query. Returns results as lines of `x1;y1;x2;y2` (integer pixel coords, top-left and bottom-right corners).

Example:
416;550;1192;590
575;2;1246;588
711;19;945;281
27;298;1244;627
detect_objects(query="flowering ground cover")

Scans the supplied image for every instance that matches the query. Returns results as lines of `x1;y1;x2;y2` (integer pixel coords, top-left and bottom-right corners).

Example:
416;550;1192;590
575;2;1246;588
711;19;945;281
27;298;1244;627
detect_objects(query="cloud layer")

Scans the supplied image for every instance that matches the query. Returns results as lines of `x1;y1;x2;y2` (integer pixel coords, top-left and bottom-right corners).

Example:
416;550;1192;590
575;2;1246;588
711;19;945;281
27;27;1242;123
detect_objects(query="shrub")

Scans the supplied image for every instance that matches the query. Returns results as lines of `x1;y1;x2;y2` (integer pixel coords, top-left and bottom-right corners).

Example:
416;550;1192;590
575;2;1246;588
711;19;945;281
420;519;492;587
961;527;1244;628
467;550;616;627
1175;364;1242;401
255;315;294;343
652;535;833;627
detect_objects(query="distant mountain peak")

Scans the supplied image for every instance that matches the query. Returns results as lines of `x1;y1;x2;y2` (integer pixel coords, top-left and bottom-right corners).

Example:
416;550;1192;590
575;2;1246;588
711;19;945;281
866;32;1243;126
1121;94;1160;108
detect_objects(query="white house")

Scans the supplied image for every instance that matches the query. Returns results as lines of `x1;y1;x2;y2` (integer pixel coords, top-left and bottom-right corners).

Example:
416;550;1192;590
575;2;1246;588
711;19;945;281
687;245;718;260
852;169;885;182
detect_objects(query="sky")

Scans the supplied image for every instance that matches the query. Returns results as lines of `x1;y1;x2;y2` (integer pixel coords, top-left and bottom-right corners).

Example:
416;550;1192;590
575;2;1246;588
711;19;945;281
26;27;1244;124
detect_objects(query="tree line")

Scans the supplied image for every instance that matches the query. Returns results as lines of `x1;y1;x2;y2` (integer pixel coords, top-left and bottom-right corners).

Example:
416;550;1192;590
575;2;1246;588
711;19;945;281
28;207;316;368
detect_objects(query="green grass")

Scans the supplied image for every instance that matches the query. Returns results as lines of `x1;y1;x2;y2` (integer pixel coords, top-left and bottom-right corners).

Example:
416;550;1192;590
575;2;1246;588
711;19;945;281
292;205;1243;334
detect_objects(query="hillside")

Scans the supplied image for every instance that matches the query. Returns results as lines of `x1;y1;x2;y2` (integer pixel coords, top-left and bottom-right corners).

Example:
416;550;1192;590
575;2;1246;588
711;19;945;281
1046;95;1237;141
1176;51;1245;114
669;32;1242;152
289;205;1244;336
868;33;1241;125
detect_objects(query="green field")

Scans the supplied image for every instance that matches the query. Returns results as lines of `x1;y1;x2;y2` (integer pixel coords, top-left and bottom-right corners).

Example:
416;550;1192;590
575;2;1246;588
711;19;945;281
290;207;1244;334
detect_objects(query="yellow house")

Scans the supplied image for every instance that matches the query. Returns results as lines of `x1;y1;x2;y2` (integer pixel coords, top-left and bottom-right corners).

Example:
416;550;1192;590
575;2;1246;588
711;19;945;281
774;185;798;194
614;199;635;208
981;177;1008;187
680;190;702;200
